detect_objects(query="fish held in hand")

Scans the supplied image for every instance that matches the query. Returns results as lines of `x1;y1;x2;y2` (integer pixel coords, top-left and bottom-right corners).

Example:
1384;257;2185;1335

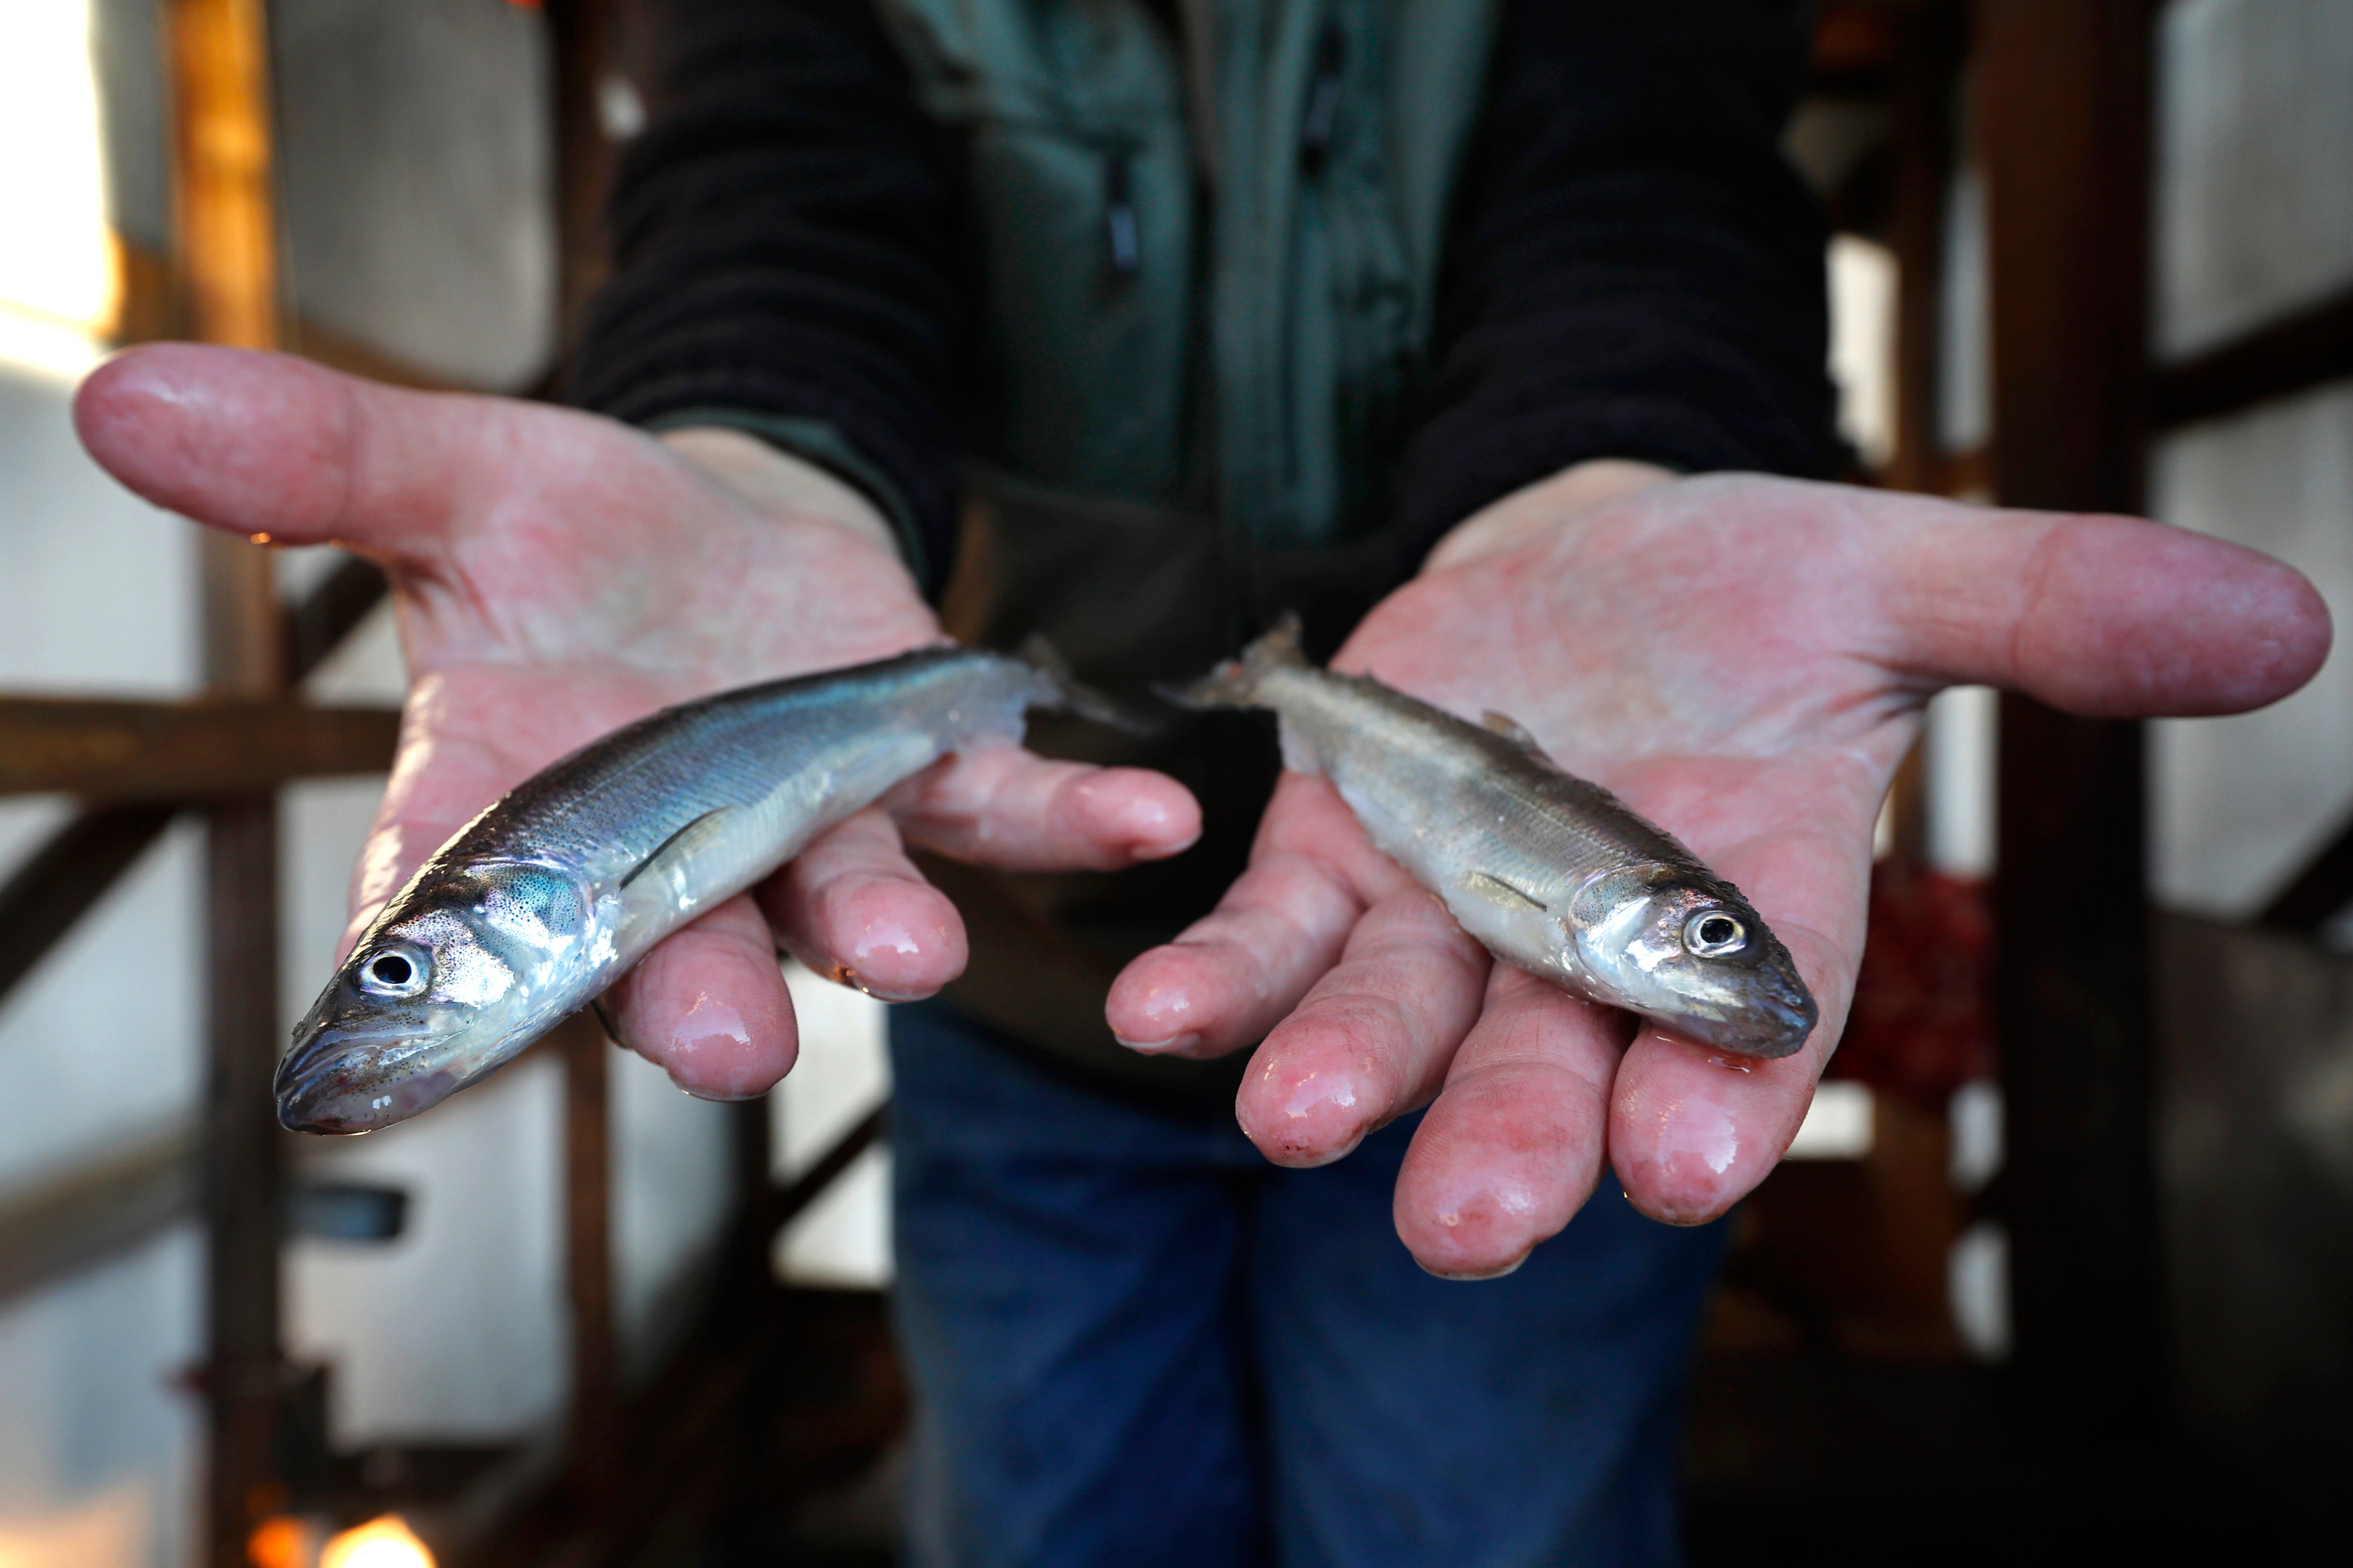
1171;619;1817;1058
280;646;1084;1134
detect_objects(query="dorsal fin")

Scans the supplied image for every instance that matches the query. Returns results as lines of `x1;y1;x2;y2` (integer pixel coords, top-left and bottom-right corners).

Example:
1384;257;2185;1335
1162;613;1307;711
1482;710;1541;751
1464;870;1549;912
620;808;736;890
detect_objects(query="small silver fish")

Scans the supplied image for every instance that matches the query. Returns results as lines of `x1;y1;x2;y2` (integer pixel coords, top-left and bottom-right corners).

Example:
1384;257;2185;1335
279;646;1087;1134
1174;620;1817;1057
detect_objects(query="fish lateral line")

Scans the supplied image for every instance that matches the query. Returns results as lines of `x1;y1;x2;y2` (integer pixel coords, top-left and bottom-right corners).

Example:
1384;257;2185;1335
618;806;738;890
1464;870;1549;911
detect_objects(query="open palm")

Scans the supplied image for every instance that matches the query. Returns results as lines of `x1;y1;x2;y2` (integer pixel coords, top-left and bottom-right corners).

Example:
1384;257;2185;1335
1108;469;2328;1277
76;345;1200;1099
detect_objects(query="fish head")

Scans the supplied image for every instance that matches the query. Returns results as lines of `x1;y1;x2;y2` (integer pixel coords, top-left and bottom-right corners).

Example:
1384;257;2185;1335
278;859;599;1133
1565;865;1817;1058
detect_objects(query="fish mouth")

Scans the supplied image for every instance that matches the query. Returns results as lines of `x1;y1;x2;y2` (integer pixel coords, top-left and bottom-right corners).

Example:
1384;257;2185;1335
275;1024;456;1135
1703;974;1819;1060
1637;960;1817;1060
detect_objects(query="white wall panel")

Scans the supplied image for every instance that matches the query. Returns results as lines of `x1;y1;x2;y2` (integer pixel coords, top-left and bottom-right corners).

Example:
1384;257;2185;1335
2150;382;2353;916
285;1054;568;1445
272;0;557;390
2156;0;2353;359
0;1228;199;1568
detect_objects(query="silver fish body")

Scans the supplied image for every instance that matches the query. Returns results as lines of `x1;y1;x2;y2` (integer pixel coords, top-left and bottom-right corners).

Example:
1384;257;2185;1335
279;647;1067;1133
1177;622;1817;1058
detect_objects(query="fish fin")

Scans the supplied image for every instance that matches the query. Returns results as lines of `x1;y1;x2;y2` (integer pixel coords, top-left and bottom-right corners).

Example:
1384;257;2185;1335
1160;612;1307;711
620;807;736;890
1464;870;1549;912
1017;635;1161;736
1481;710;1542;751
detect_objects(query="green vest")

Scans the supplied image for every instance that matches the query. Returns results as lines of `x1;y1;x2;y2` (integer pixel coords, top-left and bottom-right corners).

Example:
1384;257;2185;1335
868;0;1502;1091
877;0;1500;549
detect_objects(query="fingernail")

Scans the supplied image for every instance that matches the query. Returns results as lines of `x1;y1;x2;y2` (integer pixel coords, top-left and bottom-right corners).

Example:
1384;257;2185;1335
823;962;928;1003
1115;1031;1198;1054
681;1082;761;1103
1417;1255;1527;1283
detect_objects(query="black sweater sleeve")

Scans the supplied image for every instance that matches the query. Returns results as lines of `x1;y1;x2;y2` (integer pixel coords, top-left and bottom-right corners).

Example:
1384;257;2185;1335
1391;0;1843;559
566;0;966;593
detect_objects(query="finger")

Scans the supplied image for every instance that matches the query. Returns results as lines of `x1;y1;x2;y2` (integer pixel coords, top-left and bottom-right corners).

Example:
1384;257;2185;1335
1234;887;1489;1169
1391;965;1629;1280
1606;832;1858;1226
72;344;526;569
1869;496;2330;715
600;894;799;1100
1105;773;1410;1056
888;745;1201;870
759;808;967;1002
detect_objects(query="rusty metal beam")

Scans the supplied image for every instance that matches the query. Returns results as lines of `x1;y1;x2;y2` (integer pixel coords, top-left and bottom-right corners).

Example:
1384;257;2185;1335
282;555;390;678
0;697;397;800
561;1013;620;1496
2256;809;2353;936
0;558;391;1014
167;0;278;353
1978;0;2162;1425
0;805;179;1001
545;0;621;359
771;1103;888;1236
1884;1;1964;499
166;0;292;1558
2152;283;2353;433
0;1129;198;1308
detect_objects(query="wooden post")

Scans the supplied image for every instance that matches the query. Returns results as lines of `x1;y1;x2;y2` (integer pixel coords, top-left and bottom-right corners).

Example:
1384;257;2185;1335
165;1;289;1561
727;1097;775;1297
562;1015;620;1493
1976;0;2162;1425
1885;2;1962;501
544;0;620;360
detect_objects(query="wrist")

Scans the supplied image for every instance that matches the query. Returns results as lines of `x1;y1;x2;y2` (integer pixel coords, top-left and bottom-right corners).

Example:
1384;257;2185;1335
659;425;904;561
1420;459;1675;575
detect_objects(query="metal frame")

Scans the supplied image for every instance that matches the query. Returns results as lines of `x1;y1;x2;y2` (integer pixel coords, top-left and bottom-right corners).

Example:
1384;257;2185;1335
0;4;882;1562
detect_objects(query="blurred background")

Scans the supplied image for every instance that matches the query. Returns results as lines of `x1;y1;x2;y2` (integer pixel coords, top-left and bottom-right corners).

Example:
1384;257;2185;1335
0;1;2347;1565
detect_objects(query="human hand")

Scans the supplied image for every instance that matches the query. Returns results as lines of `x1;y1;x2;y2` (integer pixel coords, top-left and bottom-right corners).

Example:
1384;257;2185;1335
76;345;1198;1099
1107;464;2328;1276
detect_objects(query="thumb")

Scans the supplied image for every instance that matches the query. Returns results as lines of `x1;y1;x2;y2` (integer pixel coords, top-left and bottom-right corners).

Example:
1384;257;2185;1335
1872;500;2330;717
72;342;530;572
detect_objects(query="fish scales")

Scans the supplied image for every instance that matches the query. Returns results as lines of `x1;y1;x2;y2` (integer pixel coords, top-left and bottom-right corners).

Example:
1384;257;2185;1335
1269;666;1697;878
1176;621;1817;1058
278;647;1062;1134
443;648;1011;880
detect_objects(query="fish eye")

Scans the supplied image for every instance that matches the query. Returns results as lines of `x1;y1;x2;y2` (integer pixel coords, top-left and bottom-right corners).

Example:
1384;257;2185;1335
357;946;429;996
1683;911;1746;957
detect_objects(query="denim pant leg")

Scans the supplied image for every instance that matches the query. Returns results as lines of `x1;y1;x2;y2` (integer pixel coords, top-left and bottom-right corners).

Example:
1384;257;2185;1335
888;1002;1274;1568
890;1001;1727;1568
1252;1113;1728;1568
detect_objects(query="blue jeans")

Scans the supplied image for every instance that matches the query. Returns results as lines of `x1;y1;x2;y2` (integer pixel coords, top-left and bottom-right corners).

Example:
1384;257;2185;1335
888;1001;1727;1568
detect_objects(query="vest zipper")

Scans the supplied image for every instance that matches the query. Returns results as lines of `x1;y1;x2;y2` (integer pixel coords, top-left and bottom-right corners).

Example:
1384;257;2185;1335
1299;21;1346;177
1104;149;1141;279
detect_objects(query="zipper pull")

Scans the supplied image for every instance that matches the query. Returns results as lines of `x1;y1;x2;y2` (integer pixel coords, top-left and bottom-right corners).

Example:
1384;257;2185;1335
1104;150;1141;279
1300;21;1345;176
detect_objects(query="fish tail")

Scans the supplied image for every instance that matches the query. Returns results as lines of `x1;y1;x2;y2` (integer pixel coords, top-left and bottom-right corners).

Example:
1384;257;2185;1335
1159;613;1307;711
1016;635;1159;735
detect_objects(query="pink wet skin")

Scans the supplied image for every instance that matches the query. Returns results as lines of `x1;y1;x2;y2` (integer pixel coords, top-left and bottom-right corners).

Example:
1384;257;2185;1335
1103;458;2333;1280
72;344;1202;1102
